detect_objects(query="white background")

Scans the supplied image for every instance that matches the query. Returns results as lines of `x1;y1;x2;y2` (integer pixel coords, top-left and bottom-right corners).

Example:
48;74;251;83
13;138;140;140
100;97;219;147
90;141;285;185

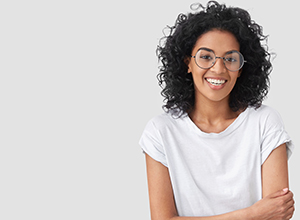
0;0;298;219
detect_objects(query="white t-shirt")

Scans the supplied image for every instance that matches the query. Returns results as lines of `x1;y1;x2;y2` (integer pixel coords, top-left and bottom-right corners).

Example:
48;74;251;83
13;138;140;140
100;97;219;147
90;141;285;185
139;105;294;217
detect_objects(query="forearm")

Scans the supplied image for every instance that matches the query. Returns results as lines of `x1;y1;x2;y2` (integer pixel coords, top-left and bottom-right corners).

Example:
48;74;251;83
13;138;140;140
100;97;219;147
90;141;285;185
169;207;252;220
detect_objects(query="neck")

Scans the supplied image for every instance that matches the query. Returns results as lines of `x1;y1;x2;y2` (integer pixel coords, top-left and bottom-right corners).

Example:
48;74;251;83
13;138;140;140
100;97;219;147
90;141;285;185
189;91;242;128
189;96;238;125
189;98;241;133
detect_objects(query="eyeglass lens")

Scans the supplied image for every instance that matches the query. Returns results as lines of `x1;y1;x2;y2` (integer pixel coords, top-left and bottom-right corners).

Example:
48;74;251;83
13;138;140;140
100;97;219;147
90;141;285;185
195;48;244;71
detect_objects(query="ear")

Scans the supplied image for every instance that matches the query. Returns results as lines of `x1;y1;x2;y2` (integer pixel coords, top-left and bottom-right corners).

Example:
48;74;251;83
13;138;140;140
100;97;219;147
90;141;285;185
184;56;192;73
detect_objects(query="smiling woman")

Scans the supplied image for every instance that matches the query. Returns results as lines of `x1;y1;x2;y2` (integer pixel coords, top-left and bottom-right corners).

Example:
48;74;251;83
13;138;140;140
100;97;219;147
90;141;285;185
140;1;295;219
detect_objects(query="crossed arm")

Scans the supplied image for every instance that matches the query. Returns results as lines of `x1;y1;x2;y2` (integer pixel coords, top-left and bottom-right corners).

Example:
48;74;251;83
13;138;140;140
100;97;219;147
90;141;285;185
145;144;294;220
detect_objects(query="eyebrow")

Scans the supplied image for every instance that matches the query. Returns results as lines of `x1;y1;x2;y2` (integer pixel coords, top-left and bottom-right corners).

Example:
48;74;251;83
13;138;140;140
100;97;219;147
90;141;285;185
197;47;214;53
196;47;239;54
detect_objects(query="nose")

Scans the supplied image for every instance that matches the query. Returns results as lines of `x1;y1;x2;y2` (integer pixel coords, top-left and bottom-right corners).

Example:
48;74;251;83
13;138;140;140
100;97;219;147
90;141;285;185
210;57;226;74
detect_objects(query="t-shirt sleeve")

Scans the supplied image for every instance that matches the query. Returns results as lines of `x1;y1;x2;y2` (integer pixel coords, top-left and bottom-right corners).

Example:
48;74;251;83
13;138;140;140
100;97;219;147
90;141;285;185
260;108;294;165
139;119;168;167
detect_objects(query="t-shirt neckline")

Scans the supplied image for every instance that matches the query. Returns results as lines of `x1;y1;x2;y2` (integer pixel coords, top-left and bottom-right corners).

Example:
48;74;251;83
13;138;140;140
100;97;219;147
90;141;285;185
183;107;250;137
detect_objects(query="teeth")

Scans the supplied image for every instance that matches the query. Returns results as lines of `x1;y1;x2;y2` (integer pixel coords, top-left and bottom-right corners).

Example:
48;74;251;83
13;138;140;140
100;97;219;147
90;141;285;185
206;78;226;86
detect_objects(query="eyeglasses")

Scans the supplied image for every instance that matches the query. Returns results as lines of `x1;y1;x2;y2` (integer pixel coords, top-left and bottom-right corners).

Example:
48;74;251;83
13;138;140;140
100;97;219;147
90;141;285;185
191;48;246;72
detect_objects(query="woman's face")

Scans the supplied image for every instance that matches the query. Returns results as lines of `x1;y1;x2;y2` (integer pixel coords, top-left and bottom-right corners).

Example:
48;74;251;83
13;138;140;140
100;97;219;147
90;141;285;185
187;29;241;105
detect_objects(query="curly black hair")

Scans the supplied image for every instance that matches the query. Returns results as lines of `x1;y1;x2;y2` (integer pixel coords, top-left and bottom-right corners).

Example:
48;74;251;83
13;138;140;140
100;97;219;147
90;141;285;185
157;1;272;117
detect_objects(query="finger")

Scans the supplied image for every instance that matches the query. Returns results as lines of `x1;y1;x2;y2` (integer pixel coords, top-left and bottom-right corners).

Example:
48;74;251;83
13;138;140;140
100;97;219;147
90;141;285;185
286;197;295;208
281;191;294;203
289;191;294;199
286;205;295;219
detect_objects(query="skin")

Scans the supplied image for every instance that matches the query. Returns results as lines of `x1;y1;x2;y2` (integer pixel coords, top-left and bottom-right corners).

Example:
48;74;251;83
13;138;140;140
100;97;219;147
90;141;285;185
146;29;294;220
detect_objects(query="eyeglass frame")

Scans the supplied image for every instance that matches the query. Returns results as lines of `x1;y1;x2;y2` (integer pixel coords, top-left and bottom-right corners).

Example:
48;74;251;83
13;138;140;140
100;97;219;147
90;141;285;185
190;48;247;72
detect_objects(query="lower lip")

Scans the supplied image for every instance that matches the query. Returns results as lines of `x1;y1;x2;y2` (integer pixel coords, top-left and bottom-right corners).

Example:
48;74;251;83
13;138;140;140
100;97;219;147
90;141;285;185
205;79;227;90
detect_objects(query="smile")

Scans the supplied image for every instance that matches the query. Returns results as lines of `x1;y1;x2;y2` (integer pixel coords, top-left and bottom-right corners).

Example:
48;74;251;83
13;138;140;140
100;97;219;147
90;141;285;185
205;78;227;86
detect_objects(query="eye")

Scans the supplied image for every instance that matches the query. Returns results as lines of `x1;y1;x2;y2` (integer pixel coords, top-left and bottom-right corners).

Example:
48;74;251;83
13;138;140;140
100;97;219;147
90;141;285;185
196;48;215;64
200;55;213;60
225;53;240;63
225;57;237;62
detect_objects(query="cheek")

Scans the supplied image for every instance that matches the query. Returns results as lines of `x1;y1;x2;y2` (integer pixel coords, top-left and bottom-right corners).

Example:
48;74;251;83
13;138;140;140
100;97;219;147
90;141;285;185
190;71;209;93
227;76;240;91
191;69;206;83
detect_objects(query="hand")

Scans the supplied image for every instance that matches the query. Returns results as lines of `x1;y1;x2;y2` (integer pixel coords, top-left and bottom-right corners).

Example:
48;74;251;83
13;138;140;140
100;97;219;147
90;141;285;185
249;188;294;220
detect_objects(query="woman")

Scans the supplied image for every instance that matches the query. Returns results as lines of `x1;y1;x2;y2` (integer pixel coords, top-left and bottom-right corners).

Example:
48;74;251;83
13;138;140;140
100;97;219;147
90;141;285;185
140;1;295;219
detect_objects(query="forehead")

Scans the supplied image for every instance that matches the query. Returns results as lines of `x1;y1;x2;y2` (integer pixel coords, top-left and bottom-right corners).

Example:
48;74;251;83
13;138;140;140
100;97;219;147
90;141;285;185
192;29;240;55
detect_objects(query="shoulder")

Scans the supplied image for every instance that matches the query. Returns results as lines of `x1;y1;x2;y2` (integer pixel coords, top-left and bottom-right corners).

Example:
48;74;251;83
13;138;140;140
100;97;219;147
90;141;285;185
144;112;187;133
247;105;286;138
248;105;283;123
140;112;187;167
